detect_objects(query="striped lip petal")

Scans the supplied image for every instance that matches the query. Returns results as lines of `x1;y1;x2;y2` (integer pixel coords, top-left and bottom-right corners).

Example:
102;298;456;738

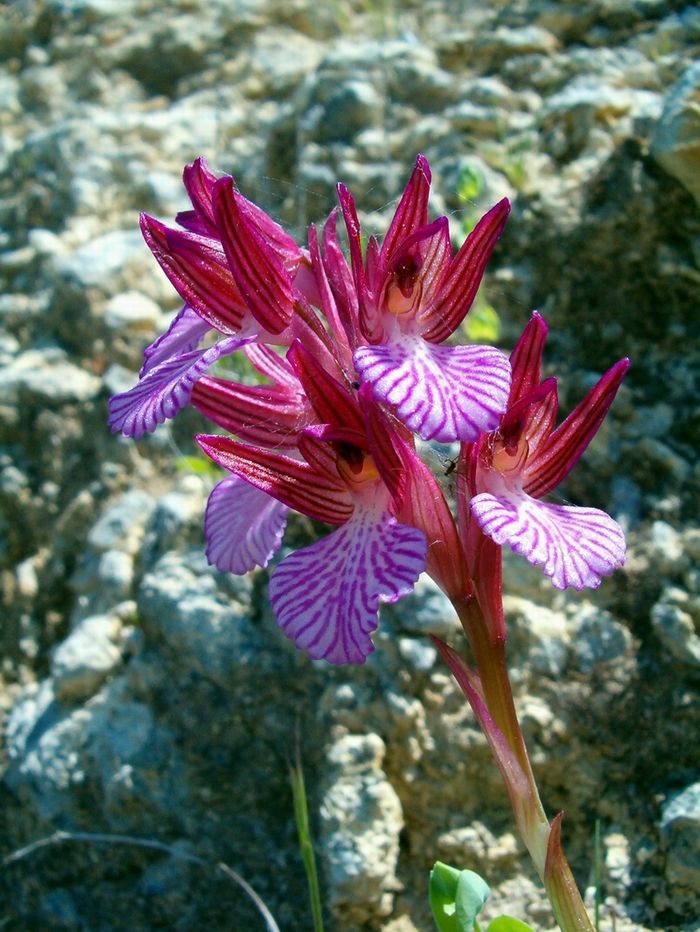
470;490;626;590
353;336;511;443
524;358;630;499
191;376;310;448
213;177;296;335
204;475;288;574
269;505;427;664
196;434;353;525
108;335;250;438
380;154;432;264
508;311;549;405
419;198;510;344
140;304;210;377
140;214;247;334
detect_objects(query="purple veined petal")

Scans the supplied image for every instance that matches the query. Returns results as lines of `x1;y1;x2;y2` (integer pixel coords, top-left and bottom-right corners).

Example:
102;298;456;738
524;358;630;499
245;343;300;393
419;198;510;344
470;490;626;590
380;154;432;265
108;335;252;438
140;304;211;376
269;505;426;664
140;214;248;334
196;433;353;524
204;475;288;574
177;156;219;236
213;176;296;335
353;336;511;443
508;311;549;405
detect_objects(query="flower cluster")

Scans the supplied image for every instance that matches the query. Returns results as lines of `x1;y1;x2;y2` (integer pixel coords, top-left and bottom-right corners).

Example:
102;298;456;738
109;156;627;664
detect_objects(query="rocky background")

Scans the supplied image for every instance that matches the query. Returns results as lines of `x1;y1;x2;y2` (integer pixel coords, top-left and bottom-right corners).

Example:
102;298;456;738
1;0;699;929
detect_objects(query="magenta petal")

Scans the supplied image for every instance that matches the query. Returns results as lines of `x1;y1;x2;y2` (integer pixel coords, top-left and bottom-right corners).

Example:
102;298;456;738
353;337;511;443
196;434;353;525
420;198;510;343
269;507;426;664
204;475;288;574
140;214;247;334
140;304;210;376
108;335;250;438
380;154;432;264
178;157;219;236
508;311;549;405
470;491;626;590
213;177;296;334
525;358;630;498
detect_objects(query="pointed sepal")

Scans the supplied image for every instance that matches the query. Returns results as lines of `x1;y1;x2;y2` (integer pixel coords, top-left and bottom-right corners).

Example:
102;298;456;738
524;358;630;498
420;198;510;343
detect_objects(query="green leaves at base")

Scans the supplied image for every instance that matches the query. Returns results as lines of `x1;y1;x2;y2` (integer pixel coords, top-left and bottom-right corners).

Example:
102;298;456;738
430;862;490;931
429;861;536;932
486;918;535;932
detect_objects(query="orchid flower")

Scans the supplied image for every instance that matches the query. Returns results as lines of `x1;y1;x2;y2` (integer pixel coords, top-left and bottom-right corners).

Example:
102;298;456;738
335;155;512;443
463;312;628;591
108;158;314;438
197;377;427;664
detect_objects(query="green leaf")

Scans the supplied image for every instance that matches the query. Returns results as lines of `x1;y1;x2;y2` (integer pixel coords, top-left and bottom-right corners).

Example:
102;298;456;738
174;454;219;477
430;862;490;931
464;300;501;343
486;917;536;932
457;166;484;205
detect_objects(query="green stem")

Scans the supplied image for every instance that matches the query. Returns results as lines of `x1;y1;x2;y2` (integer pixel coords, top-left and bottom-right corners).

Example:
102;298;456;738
452;595;595;932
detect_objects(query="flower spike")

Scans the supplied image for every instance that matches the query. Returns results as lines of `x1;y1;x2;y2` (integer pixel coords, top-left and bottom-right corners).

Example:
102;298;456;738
467;317;628;590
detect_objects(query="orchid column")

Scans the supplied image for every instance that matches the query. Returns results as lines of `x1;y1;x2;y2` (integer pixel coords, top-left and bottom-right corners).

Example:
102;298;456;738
109;154;628;932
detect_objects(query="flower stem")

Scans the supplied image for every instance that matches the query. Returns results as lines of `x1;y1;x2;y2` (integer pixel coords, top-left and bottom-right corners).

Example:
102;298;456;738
451;596;595;932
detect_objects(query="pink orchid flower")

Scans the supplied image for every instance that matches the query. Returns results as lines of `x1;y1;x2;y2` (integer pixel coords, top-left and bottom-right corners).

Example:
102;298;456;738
197;372;427;665
464;312;628;591
336;155;512;443
108;158;314;438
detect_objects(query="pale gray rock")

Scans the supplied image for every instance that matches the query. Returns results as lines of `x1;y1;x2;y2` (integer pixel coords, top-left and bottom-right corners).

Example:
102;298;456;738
383;574;460;638
51;614;123;702
0;348;101;405
570;604;633;676
137;549;261;688
320;734;403;925
504;596;570;678
4;675;184;825
56;230;149;290
661;782;700;891
87;489;156;555
652;62;700;204
651;587;700;667
649;520;689;575
103;290;161;332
